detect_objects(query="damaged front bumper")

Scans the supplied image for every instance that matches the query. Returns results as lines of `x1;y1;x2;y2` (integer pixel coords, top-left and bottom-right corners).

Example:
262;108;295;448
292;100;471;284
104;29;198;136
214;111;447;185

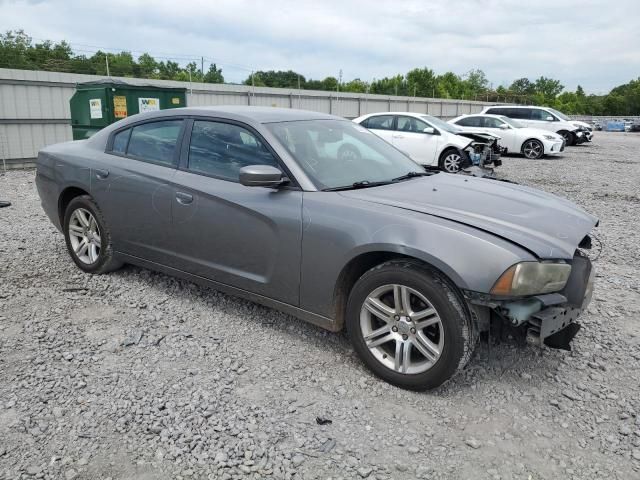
467;251;595;350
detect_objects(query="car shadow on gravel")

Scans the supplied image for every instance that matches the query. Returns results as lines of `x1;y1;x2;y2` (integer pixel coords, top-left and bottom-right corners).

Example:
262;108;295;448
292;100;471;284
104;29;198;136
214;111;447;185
108;264;564;395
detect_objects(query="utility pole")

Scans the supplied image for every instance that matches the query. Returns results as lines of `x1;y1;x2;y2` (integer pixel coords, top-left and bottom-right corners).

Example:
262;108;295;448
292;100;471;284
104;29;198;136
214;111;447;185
338;69;342;93
105;53;110;77
201;56;204;78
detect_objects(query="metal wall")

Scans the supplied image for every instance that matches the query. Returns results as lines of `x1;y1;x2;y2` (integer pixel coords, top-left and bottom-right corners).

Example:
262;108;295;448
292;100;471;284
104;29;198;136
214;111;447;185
0;68;494;168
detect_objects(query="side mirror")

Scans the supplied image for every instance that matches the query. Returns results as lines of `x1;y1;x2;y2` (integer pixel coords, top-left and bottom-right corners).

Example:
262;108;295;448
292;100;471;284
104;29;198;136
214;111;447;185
545;116;554;121
423;127;435;134
499;124;509;129
239;165;288;188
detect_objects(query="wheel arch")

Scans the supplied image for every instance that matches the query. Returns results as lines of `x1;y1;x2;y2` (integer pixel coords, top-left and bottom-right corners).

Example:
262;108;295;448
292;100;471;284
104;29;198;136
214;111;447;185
58;186;90;226
331;248;468;331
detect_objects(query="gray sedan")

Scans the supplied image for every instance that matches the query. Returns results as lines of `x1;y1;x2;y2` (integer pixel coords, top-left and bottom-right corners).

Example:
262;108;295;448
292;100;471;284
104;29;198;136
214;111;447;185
35;106;598;390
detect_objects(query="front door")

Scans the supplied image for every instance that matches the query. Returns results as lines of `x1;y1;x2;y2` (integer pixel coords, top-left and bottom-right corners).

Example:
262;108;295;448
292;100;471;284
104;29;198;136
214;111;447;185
393;115;440;165
169;119;303;306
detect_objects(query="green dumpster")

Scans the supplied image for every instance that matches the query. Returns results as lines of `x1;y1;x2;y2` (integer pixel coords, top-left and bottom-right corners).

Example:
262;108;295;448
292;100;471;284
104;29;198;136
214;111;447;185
69;79;187;140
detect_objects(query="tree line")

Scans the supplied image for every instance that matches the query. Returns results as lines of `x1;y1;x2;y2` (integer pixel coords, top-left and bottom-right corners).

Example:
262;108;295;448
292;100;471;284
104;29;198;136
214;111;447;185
1;30;639;116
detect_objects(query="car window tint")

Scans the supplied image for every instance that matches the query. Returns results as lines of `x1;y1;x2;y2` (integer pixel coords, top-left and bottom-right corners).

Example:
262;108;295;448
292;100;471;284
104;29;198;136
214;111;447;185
126;120;183;166
482;117;504;128
365;115;394;130
511;108;531;120
397;116;429;132
188;121;278;182
111;128;131;154
455;116;481;127
530;109;553;121
486;107;504;116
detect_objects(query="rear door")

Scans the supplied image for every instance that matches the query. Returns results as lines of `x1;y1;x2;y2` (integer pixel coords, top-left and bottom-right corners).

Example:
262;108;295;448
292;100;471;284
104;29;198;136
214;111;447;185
392;115;440;165
168;119;303;305
90;118;184;263
361;115;396;143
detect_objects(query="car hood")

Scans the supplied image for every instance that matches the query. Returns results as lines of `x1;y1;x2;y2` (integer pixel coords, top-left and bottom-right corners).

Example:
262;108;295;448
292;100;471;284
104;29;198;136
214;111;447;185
340;174;598;259
572;120;591;129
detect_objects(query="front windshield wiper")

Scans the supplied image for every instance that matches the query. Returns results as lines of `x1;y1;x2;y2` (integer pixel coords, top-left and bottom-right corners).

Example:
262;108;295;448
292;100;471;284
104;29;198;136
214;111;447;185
323;171;437;192
322;180;395;192
391;171;435;182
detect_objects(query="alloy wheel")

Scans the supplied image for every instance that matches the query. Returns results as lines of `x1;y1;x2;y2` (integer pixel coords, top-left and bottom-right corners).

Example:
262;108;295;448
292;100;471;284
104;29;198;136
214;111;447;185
68;208;102;264
359;284;444;374
523;140;543;159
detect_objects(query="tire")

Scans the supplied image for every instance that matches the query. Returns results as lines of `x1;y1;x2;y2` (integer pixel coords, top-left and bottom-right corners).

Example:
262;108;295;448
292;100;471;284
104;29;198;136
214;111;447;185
521;139;544;159
337;144;361;161
438;149;464;173
558;130;575;146
346;259;477;391
63;195;123;274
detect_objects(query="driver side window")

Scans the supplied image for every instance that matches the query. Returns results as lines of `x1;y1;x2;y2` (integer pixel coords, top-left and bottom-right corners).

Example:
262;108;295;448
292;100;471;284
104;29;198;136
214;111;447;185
482;117;504;128
397;116;429;133
187;121;278;182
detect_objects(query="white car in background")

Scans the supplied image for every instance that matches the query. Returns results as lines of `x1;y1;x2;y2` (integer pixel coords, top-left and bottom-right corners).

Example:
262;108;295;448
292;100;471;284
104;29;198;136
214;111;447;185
449;114;565;159
353;112;496;173
480;106;590;145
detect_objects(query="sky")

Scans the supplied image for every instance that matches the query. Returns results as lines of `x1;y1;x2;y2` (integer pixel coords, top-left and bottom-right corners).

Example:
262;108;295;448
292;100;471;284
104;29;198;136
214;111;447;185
1;0;639;93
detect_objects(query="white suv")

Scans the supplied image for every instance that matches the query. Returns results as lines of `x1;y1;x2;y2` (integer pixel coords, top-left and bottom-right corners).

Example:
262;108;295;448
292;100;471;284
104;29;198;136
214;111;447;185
480;106;591;146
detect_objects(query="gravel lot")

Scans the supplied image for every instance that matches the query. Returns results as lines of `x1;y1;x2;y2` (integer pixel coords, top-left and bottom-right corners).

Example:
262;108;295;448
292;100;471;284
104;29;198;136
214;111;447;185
1;132;639;480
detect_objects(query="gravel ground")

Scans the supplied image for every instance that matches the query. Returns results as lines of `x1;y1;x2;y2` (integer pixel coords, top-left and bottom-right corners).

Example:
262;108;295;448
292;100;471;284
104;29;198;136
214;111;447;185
1;132;639;480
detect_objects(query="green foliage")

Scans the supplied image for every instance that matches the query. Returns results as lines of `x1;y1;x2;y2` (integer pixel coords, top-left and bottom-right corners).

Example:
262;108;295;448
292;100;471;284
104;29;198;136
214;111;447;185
1;29;640;115
0;29;224;84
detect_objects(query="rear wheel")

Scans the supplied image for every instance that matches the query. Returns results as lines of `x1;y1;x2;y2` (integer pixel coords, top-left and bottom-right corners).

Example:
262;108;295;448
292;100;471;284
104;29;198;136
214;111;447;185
63;195;122;274
522;139;544;159
346;260;476;390
439;149;463;173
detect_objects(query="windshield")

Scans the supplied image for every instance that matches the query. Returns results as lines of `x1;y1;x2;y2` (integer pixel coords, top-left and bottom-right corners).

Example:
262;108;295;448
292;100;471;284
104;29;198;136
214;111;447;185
547;107;570;121
499;116;525;128
266;119;425;190
420;115;461;134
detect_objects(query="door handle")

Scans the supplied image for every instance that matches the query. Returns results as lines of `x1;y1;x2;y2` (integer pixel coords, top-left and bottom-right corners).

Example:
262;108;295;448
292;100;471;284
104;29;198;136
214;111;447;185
175;192;193;205
95;169;109;179
392;134;404;139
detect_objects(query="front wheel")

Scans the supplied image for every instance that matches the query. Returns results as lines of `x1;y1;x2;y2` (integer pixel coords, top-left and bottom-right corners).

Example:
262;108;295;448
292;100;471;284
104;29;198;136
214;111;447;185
346;260;476;391
439;149;463;173
559;130;575;146
63;195;122;274
522;139;544;159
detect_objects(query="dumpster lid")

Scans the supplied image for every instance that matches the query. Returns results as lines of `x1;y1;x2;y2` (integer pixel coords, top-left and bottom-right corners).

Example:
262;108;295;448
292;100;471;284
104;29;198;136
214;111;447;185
76;79;186;92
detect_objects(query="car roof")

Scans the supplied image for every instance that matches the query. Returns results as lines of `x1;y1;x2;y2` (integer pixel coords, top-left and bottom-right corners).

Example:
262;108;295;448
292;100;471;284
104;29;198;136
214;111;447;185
485;105;546;110
115;106;342;125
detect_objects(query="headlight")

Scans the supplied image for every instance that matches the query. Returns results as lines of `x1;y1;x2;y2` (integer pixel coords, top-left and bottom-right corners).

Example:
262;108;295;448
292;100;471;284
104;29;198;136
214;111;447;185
491;262;571;296
543;134;557;140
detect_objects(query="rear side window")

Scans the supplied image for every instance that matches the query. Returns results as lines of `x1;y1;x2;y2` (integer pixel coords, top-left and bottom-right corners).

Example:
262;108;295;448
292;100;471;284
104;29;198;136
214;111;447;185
188;121;278;182
510;108;531;119
455;116;482;127
485;107;506;116
364;115;394;130
111;128;131;154
127;120;183;166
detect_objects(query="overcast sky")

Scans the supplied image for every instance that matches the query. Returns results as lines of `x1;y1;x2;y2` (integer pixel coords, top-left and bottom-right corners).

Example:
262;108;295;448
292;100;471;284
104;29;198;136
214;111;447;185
1;0;638;93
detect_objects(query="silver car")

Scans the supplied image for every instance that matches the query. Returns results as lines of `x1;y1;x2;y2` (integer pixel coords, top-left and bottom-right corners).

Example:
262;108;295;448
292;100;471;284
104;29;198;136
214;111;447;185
35;106;598;390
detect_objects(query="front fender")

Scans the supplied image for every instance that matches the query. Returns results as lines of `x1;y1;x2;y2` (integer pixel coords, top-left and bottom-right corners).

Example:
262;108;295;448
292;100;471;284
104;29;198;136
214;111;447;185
299;192;536;319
